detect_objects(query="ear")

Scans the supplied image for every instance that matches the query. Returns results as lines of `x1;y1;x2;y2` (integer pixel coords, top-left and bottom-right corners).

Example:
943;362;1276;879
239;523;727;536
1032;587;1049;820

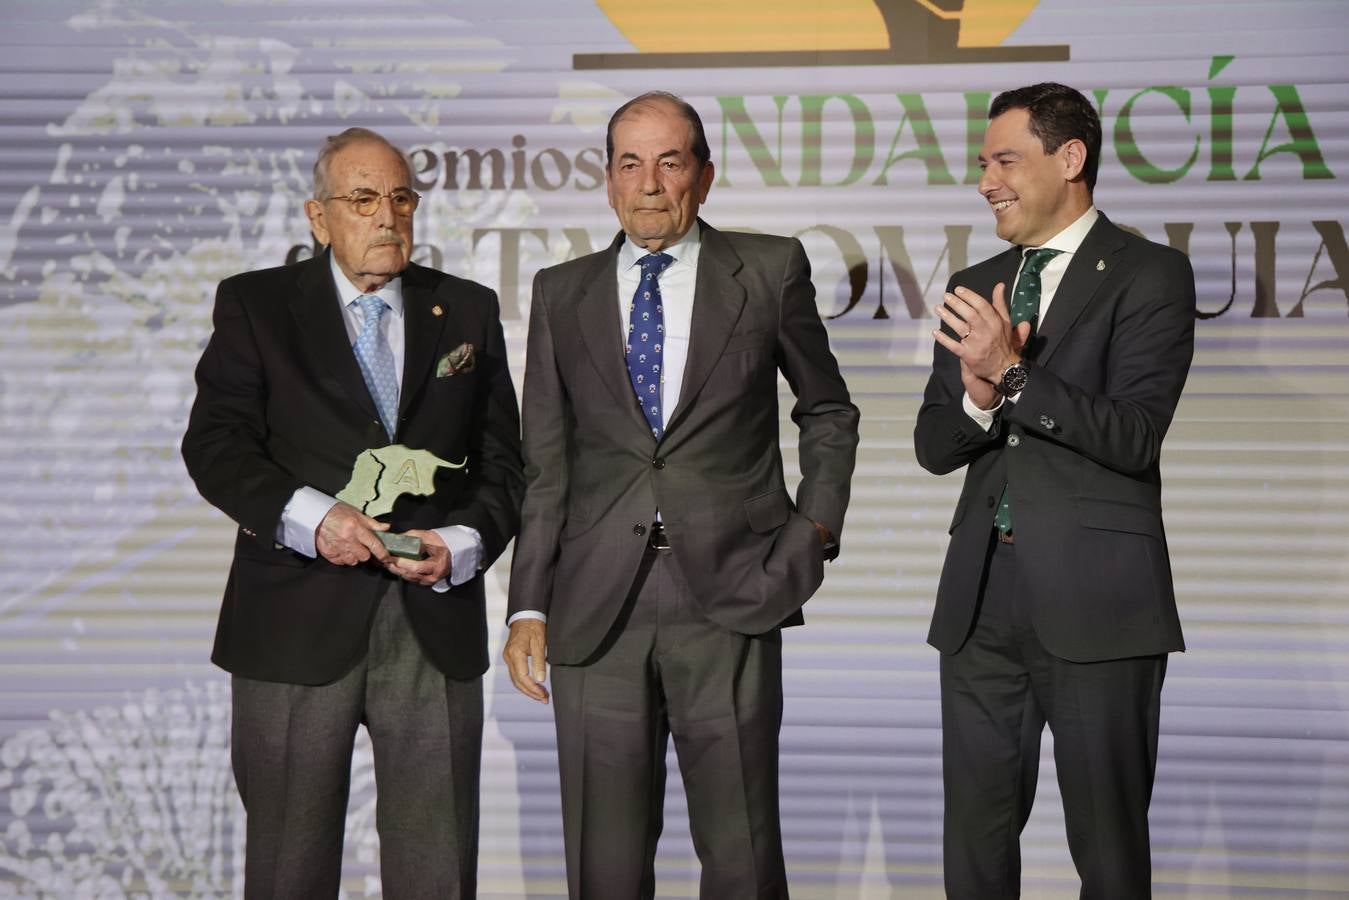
605;164;617;211
1060;138;1087;183
696;159;715;202
304;198;330;246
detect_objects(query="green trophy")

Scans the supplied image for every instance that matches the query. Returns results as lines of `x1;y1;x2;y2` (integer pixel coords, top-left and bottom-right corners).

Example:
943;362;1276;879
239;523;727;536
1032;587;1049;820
336;445;466;559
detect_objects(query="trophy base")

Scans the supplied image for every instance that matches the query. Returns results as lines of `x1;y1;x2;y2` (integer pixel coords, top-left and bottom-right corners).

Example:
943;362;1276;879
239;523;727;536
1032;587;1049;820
376;531;425;560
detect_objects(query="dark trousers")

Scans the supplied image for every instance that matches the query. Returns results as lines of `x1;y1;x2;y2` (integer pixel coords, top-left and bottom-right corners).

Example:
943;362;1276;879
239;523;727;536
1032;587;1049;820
940;539;1166;900
551;547;788;900
230;581;483;899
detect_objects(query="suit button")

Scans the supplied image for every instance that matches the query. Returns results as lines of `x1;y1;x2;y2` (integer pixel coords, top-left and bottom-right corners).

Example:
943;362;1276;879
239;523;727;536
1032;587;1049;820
986;496;995;508
652;457;666;469
633;524;647;537
1039;414;1055;430
1007;434;1021;447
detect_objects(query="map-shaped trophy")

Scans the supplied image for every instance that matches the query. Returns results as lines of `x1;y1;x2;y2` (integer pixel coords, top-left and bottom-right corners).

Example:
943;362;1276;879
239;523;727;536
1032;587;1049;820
335;445;466;559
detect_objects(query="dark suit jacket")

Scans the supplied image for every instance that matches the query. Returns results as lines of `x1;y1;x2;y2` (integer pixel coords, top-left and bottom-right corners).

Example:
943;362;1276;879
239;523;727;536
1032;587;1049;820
182;252;523;685
507;223;859;664
914;214;1194;663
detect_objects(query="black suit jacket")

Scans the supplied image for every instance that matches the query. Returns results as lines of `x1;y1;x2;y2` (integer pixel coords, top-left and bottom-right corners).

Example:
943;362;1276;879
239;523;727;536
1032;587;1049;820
182;252;523;684
508;224;860;664
914;214;1194;662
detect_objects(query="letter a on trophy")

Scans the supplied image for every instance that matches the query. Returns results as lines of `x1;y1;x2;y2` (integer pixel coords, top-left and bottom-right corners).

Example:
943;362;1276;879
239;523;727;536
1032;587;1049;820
335;445;467;558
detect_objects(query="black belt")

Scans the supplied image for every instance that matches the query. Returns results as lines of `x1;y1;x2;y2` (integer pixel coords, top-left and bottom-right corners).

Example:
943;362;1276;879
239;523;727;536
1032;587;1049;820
648;522;671;550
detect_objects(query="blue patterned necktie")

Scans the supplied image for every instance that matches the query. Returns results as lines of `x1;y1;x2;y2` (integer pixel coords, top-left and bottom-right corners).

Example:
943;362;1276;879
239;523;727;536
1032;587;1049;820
627;252;673;440
994;247;1062;534
353;293;399;440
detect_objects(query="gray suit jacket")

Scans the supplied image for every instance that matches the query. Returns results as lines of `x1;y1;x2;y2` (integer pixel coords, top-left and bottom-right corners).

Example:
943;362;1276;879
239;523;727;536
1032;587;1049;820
508;223;860;664
914;214;1194;663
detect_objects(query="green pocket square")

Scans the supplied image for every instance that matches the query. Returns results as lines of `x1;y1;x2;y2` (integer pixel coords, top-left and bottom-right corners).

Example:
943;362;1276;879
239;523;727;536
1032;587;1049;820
436;342;476;377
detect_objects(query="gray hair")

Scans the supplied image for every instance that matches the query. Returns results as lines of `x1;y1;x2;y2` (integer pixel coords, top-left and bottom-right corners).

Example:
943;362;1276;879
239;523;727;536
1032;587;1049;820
312;127;410;199
606;91;711;169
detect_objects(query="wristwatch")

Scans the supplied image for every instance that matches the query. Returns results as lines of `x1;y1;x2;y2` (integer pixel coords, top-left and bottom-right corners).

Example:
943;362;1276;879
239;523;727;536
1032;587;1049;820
995;360;1030;397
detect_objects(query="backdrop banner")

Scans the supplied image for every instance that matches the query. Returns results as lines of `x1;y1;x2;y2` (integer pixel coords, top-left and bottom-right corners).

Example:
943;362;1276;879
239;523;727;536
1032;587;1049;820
1;2;1345;896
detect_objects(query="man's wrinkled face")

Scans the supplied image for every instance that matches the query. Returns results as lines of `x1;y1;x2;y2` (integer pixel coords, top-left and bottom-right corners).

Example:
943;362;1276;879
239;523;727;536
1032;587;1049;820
305;140;413;291
606;101;714;251
977;107;1082;247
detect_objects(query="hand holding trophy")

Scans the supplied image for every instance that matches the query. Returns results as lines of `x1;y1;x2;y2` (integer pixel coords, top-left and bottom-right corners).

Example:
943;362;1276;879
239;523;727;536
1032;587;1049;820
336;445;466;559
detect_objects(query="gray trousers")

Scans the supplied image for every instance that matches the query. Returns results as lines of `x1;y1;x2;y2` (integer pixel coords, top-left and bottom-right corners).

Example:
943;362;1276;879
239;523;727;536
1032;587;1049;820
552;547;788;900
231;581;483;899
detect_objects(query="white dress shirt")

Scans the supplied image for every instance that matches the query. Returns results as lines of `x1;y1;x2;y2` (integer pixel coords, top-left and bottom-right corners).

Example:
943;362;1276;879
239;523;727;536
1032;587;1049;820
963;206;1100;430
276;252;483;590
508;224;704;627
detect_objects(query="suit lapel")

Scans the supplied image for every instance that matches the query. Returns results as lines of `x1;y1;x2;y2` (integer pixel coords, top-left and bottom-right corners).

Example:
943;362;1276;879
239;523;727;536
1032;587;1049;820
1034;215;1126;367
979;247;1023;315
576;233;651;433
398;264;449;421
665;224;746;432
292;252;380;423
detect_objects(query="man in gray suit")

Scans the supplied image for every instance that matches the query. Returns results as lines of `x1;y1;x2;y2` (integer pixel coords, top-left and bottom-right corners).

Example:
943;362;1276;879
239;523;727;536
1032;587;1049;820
503;92;859;899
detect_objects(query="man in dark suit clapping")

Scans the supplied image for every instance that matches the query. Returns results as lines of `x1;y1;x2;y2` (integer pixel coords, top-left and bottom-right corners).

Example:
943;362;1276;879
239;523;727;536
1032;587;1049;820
916;83;1195;898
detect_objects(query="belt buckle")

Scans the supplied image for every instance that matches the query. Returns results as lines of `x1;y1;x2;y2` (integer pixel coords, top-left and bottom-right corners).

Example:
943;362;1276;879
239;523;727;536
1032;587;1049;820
649;523;671;551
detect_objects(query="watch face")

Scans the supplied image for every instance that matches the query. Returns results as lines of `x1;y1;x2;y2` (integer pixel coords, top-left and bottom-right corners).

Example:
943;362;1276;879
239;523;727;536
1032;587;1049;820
999;364;1029;395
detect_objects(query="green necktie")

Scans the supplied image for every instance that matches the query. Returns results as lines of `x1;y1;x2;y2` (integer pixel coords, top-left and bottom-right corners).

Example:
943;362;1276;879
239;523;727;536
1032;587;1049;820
994;247;1062;535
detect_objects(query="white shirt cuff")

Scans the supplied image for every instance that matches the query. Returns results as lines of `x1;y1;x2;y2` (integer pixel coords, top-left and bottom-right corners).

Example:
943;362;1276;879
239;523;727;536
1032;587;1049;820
961;392;1002;432
277;486;338;557
507;610;547;625
431;525;483;592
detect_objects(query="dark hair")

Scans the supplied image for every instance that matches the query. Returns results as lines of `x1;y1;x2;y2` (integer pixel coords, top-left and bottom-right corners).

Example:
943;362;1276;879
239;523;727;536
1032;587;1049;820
312;127;409;199
605;91;711;170
989;82;1101;192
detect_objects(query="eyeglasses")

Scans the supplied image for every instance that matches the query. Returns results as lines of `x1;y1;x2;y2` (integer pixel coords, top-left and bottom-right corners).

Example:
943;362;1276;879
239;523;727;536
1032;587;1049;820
325;188;421;216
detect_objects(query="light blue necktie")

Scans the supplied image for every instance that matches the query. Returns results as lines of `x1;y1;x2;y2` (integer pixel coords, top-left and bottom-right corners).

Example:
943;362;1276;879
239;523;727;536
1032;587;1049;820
353;293;399;440
626;253;673;440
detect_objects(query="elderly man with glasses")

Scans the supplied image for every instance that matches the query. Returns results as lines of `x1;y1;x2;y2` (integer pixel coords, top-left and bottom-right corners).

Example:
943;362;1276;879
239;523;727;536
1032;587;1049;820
182;127;523;898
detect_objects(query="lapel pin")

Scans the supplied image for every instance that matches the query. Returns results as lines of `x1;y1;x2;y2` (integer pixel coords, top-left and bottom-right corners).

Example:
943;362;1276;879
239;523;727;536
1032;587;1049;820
1096;259;1105;271
431;304;443;317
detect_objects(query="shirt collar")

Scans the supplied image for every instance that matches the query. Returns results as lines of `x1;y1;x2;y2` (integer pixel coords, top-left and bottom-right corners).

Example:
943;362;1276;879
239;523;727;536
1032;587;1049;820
619;219;702;272
1026;206;1098;258
328;249;405;316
